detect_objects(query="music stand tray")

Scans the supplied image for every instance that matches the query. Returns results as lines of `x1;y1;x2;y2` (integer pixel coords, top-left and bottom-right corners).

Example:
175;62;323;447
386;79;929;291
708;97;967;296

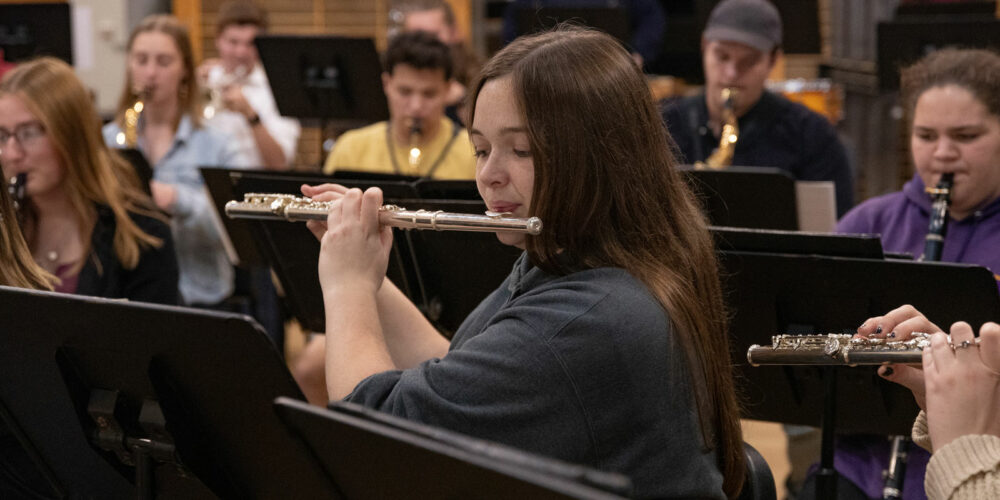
0;286;331;498
274;397;632;499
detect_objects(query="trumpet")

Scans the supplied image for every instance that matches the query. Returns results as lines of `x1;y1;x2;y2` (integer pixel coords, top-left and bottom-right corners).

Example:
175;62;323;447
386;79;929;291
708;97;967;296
746;332;980;366
225;193;543;235
203;65;249;120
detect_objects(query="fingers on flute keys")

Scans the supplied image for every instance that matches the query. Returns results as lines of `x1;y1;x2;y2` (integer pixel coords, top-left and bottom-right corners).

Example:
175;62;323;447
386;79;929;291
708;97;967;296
856;304;941;340
300;183;349;201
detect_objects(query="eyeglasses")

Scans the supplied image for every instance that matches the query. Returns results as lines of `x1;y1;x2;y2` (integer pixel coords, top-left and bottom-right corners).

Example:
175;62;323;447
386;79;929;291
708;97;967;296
0;122;47;154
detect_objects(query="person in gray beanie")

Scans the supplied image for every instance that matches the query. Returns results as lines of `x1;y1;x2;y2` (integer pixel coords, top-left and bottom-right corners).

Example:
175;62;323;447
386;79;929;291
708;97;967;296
661;0;854;216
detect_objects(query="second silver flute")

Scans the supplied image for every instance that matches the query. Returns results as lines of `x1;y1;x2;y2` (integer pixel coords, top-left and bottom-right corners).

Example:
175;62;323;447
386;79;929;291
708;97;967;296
225;193;543;235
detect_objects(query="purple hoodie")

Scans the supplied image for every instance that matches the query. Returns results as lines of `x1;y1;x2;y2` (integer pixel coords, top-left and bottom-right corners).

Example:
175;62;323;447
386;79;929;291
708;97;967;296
830;173;1000;499
838;173;1000;280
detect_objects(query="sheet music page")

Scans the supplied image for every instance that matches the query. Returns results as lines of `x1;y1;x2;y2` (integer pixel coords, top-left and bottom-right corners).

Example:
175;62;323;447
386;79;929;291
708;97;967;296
795;181;836;232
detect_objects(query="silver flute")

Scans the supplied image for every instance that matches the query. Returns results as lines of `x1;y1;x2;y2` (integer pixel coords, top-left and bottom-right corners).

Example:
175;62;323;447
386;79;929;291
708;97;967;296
225;193;543;235
745;333;979;366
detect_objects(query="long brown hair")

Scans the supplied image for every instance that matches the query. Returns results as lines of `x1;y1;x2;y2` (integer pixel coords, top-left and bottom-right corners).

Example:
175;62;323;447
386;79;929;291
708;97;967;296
469;27;745;498
1;57;164;271
0;176;55;290
116;15;202;130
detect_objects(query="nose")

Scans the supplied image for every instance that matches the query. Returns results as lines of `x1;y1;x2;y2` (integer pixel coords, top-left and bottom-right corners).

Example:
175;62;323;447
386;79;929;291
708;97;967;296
932;137;960;164
0;136;25;161
476;151;508;188
720;61;739;83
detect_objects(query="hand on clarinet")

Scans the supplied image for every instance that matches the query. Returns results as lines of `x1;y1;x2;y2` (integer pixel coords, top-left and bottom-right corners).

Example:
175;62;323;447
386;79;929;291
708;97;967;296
314;186;393;298
924;321;1000;450
857;304;943;409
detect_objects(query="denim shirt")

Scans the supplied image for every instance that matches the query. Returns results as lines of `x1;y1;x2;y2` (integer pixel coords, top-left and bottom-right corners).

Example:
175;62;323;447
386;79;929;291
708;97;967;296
103;115;251;305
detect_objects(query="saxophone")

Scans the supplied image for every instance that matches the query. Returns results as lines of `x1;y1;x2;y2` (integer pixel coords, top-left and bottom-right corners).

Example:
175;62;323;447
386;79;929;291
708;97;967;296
407;118;423;172
697;88;739;170
115;88;148;148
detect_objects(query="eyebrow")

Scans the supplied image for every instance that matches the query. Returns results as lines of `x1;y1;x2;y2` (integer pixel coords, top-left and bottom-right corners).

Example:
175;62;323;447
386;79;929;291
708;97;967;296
469;126;528;137
914;124;986;131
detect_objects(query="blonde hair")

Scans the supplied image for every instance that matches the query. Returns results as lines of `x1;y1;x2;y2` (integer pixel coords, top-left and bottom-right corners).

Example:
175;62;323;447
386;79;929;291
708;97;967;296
1;57;164;271
116;15;202;130
0;177;55;290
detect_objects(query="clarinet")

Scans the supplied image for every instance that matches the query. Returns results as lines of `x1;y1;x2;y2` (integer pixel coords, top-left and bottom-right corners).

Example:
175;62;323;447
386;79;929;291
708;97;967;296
8;173;26;226
920;173;954;262
882;173;954;499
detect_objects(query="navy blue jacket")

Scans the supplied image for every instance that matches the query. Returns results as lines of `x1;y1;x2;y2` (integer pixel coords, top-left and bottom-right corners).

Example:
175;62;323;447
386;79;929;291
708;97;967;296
662;91;854;217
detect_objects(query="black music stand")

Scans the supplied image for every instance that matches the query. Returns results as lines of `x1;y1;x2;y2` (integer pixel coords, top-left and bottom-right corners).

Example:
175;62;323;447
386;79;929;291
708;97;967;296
273;397;632;499
877;17;1000;91
681;166;799;230
0;286;331;498
0;4;73;64
255;35;388;124
716;228;1000;500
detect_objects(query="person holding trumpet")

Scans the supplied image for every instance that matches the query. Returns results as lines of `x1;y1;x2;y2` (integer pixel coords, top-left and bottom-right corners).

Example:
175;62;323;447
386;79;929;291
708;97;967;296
302;27;746;499
198;0;301;170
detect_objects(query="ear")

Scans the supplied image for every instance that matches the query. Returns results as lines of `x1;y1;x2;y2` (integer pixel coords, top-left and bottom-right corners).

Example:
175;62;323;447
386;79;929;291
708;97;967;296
381;72;391;92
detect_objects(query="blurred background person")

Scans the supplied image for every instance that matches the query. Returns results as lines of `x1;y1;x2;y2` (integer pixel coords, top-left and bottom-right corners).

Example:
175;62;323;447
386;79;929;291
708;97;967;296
392;0;481;124
322;31;475;179
198;0;301;170
104;15;251;308
660;0;853;217
1;57;178;304
811;47;1000;500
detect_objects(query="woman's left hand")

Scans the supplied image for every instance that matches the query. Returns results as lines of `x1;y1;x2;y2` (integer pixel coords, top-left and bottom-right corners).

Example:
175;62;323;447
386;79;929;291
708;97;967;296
924;321;1000;450
317;187;393;298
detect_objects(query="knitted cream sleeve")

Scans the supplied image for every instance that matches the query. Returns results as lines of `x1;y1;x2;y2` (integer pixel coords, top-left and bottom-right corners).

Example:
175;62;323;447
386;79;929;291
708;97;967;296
912;411;932;452
923;432;1000;500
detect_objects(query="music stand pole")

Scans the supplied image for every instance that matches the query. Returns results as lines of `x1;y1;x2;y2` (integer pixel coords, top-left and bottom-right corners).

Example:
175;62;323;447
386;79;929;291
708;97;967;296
815;368;838;500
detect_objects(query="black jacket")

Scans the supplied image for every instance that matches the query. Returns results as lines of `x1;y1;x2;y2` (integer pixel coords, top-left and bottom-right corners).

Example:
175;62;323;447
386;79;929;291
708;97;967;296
76;205;180;305
662;91;854;217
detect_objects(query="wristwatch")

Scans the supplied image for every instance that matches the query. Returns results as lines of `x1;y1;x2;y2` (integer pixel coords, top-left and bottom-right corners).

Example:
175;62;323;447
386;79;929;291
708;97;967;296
247;113;261;126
